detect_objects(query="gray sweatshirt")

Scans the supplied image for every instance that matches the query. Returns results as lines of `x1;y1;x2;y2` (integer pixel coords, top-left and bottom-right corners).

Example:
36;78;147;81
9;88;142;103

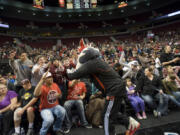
119;52;138;79
9;59;33;85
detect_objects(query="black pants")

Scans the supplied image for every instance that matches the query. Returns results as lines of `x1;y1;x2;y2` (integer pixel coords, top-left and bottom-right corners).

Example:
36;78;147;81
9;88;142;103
103;96;129;135
0;110;14;135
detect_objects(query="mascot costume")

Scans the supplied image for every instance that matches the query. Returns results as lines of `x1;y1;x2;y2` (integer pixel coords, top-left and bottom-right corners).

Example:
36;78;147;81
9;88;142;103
67;43;140;135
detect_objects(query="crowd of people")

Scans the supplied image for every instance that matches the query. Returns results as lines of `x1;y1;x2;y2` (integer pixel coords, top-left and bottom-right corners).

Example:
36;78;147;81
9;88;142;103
0;28;180;135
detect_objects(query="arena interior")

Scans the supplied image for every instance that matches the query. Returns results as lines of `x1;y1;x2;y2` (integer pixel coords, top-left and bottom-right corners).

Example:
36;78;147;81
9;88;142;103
0;0;180;135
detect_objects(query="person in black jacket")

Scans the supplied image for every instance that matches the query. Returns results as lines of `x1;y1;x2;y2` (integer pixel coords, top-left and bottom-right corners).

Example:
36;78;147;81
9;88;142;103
160;45;179;67
113;63;123;77
136;67;169;117
67;47;140;135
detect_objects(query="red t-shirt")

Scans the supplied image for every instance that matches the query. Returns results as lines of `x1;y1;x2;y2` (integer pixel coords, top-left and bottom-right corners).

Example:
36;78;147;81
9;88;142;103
67;81;87;100
39;83;61;111
118;46;123;52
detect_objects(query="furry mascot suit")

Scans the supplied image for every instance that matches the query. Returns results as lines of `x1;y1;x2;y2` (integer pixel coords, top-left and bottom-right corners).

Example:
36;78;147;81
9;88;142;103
67;46;140;135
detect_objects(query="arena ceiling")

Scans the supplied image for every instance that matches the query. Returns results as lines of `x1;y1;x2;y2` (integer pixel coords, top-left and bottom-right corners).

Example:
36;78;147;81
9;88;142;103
0;0;179;22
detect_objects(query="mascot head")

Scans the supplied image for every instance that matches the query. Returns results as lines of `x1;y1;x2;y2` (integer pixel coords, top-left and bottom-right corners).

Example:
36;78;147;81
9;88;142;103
67;39;101;74
76;46;101;69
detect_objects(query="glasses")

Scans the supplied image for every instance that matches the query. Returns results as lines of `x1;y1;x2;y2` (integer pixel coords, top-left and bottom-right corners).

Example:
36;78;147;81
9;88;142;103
0;87;7;91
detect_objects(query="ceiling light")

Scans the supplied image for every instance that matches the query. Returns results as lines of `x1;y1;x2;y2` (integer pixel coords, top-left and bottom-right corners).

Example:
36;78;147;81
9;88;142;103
114;0;118;3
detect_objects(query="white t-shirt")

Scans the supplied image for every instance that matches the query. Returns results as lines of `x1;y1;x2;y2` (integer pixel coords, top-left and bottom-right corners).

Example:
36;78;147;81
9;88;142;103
155;58;161;68
31;64;47;86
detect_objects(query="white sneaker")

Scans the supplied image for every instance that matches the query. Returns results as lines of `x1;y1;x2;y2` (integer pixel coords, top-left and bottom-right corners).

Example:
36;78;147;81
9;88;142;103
158;112;161;117
153;110;158;117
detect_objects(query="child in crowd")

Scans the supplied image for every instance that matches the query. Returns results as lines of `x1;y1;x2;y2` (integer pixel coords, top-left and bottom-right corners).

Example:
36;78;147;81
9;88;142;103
126;78;147;119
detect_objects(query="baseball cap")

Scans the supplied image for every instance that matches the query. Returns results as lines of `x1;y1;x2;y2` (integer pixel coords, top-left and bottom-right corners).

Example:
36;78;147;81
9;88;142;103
43;72;52;78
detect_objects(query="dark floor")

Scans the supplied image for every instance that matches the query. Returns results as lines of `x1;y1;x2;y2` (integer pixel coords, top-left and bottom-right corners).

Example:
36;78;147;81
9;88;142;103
68;109;180;135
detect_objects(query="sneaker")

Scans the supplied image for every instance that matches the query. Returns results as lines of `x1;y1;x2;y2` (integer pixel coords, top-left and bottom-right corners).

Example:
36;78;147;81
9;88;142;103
98;125;103;128
136;113;143;120
63;127;70;134
142;112;147;119
26;128;34;135
83;124;92;129
128;117;140;135
153;110;158;117
157;112;161;117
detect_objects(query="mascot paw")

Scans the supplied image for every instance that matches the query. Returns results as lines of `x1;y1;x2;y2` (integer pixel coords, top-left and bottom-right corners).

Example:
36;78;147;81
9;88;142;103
128;117;140;135
67;68;75;74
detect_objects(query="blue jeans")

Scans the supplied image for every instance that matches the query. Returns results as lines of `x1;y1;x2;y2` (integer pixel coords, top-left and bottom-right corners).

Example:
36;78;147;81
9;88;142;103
40;105;66;135
141;93;169;115
141;95;157;110
168;91;180;107
155;93;169;115
64;100;88;129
